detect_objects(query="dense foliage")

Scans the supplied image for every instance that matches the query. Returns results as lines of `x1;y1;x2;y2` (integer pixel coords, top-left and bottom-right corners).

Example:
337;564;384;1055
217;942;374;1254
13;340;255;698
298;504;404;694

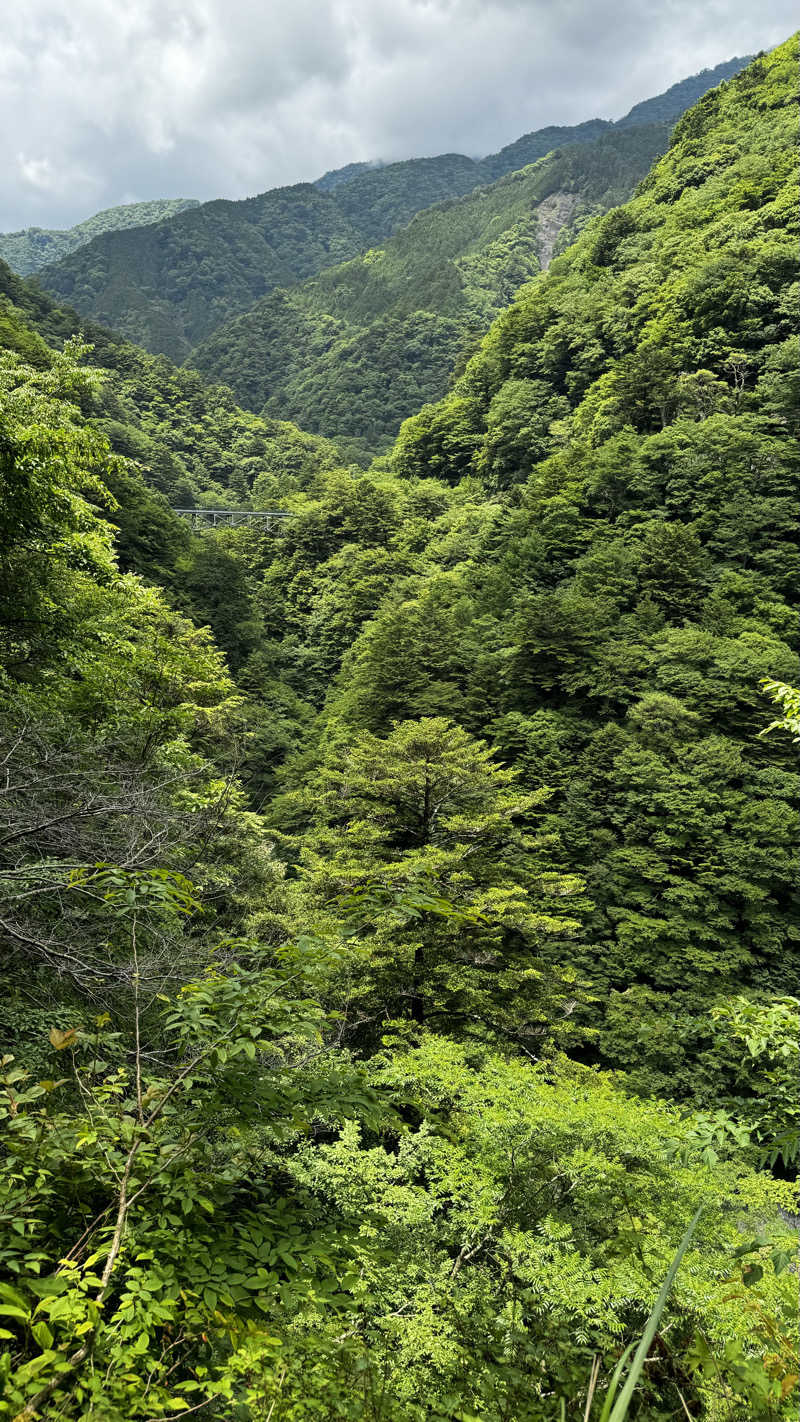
613;56;752;129
0;39;797;1422
0;256;341;662
37;60;749;364
0;257;339;504
37;187;370;362
327;37;800;1084
0;200;199;277
314;159;384;192
192;124;672;462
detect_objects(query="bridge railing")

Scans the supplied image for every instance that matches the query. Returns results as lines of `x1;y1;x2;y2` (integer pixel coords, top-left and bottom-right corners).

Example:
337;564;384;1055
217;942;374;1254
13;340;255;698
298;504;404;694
172;509;292;530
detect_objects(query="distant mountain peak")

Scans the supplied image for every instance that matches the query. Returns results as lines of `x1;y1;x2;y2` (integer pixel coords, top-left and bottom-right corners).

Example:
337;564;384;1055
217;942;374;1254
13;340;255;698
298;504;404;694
615;54;753;126
34;52;758;367
315;160;386;192
312;56;755;199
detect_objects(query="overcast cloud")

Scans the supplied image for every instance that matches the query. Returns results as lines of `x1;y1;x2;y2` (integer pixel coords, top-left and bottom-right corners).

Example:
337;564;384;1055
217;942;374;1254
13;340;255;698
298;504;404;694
2;0;796;231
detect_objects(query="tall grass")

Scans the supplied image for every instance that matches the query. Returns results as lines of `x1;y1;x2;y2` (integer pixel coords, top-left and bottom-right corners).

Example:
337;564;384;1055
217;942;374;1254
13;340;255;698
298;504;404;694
581;1206;705;1420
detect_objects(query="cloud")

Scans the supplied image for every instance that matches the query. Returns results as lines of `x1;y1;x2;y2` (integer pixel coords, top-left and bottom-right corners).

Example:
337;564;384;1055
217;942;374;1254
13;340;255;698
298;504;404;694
0;0;796;230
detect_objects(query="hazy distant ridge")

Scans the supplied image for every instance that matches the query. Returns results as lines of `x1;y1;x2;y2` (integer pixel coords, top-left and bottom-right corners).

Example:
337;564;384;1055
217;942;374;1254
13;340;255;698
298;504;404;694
0;198;199;276
36;56;753;361
314;55;753;192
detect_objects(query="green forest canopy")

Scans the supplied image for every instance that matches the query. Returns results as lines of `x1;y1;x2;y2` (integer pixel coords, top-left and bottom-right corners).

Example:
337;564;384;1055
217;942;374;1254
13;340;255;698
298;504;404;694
0;198;199;276
0;37;797;1422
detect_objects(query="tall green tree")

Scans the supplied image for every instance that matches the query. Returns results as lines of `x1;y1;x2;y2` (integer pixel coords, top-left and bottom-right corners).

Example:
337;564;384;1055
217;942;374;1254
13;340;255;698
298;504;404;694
295;717;582;1044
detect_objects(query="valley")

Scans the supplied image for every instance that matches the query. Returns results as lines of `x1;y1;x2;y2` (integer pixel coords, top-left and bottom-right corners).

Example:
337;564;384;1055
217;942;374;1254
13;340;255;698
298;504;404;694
0;34;797;1422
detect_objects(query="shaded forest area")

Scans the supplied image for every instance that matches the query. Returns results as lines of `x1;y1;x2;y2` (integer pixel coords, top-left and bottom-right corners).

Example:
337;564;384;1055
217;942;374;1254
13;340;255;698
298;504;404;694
190;124;673;463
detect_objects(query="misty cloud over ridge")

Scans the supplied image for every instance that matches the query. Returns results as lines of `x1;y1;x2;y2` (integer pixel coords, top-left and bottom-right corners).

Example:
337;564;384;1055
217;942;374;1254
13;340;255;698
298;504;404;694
2;0;795;230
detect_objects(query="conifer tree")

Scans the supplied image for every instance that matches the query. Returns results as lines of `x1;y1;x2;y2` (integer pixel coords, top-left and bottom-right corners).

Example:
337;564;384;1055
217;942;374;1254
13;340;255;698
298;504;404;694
296;717;582;1044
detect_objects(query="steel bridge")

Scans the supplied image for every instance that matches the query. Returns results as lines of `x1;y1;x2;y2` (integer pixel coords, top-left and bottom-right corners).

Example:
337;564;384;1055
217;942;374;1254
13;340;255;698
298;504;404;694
172;508;292;531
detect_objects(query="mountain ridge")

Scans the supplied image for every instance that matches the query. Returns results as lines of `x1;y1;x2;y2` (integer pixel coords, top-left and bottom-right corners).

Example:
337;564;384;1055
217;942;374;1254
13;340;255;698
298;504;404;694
190;121;673;461
0;198;199;276
1;41;798;1418
313;55;752;191
36;56;753;363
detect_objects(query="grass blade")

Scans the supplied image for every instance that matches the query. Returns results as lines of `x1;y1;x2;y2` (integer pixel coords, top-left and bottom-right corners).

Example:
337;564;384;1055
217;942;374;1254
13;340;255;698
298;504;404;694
605;1205;705;1422
596;1342;636;1422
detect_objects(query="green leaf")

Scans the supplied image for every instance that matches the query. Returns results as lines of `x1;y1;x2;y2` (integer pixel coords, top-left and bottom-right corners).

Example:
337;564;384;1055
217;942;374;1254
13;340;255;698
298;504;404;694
0;1284;29;1311
0;1306;29;1323
31;1321;54;1349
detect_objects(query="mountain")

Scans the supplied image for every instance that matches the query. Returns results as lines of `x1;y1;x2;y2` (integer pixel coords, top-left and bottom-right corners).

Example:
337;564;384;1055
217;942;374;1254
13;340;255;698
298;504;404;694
0;198;199;276
1;41;798;1421
339;35;799;1022
614;54;756;126
36;57;752;362
35;185;370;363
315;160;384;192
314;153;488;246
190;123;672;462
0;256;339;504
318;57;753;192
223;36;799;1077
0;249;346;783
477;118;614;184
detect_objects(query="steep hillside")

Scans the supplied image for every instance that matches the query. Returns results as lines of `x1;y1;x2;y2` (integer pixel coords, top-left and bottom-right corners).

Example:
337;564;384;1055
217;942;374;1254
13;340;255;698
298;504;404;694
315;159;383;191
0;198;199;275
0;254;340;680
191;123;671;462
37;58;752;361
36;186;370;362
369;36;800;1030
476;119;613;184
0;258;339;508
316;57;751;199
318;154;484;243
226;38;799;1091
478;56;752;178
615;54;755;126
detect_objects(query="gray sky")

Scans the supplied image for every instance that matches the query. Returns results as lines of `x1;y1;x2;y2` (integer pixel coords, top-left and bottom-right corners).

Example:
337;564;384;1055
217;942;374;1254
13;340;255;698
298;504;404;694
2;1;796;231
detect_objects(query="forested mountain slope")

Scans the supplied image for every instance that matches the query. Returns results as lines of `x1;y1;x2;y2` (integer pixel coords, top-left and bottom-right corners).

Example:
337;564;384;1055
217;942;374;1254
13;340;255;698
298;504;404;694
221;36;799;1090
315;159;383;191
0;257;339;508
315;56;751;194
191;123;672;462
0;198;199;276
612;54;754;128
0;255;340;672
0;39;798;1422
36;185;370;362
37;58;751;363
474;56;752;180
369;37;800;1050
